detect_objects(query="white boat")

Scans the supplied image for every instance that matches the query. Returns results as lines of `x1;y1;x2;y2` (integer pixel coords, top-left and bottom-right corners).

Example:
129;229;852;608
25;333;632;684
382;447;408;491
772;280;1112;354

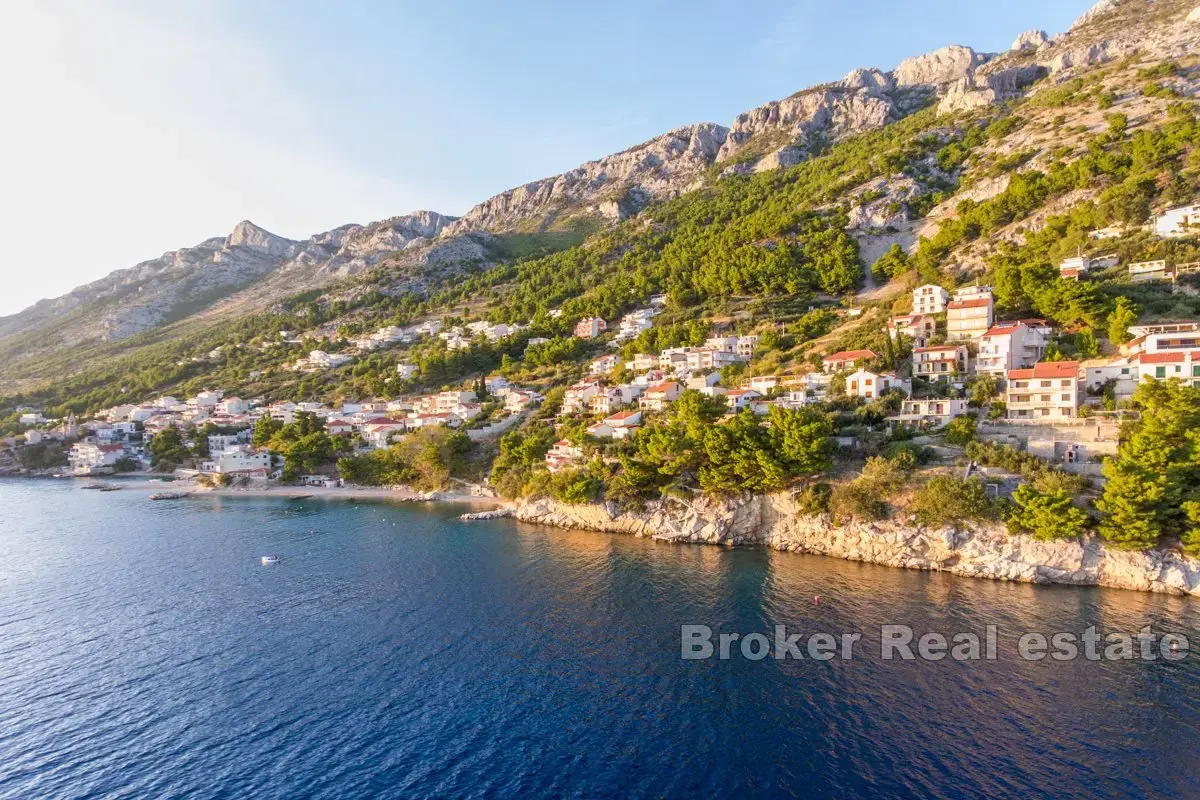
260;555;280;565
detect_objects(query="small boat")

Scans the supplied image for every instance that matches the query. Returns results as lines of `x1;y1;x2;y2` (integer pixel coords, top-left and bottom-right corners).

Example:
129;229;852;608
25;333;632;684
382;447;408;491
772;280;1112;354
149;491;189;501
97;486;122;492
261;555;281;565
81;483;108;490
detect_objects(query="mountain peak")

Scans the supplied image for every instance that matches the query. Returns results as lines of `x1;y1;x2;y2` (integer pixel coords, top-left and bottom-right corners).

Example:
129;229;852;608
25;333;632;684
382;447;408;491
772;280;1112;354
225;220;295;256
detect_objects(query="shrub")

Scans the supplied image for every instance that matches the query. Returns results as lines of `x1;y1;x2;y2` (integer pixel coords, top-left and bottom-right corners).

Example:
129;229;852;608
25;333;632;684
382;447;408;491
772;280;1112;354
942;415;977;446
1006;484;1090;541
794;483;832;516
830;457;907;522
910;476;994;527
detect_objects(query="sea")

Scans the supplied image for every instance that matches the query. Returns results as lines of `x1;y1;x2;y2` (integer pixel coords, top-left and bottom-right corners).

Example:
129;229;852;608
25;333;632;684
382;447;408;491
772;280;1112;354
0;478;1198;799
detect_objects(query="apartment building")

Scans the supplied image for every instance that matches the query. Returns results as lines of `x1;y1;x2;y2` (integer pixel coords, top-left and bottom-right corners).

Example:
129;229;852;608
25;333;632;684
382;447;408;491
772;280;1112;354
1006;361;1081;420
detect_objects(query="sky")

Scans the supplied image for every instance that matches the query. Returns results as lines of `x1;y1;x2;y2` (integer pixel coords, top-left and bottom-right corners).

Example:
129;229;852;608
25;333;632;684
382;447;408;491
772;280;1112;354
0;0;1087;316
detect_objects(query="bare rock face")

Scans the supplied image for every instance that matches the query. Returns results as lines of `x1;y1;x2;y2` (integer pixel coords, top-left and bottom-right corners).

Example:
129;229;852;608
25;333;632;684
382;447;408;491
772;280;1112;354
938;64;1046;115
1011;29;1050;51
443;123;729;235
1072;0;1123;30
893;45;988;90
716;87;899;166
837;67;896;94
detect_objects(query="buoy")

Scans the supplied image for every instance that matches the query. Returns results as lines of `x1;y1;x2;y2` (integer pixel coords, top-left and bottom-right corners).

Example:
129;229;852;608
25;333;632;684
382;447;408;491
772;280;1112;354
814;595;821;605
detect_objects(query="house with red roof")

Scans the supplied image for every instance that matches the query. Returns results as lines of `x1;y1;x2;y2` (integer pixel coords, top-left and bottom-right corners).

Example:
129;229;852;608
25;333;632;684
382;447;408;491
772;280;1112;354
946;289;995;341
639;381;681;412
1005;361;1081;419
822;349;878;374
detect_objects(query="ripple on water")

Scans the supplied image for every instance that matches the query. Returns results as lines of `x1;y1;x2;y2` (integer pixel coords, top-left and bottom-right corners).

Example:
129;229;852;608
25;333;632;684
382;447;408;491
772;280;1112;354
0;480;1198;799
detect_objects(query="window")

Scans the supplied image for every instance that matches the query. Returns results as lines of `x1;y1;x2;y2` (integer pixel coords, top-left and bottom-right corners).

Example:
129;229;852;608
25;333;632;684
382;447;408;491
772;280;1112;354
1156;366;1166;379
1194;365;1200;377
1040;381;1051;388
1062;394;1071;401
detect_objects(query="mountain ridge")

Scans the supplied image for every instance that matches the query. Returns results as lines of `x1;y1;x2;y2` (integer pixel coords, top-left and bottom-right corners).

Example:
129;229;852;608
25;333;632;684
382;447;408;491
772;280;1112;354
1;0;1191;383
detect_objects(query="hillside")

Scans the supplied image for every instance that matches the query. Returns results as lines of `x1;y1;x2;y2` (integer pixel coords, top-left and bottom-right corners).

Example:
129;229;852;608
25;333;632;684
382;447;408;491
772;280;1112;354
4;0;1200;410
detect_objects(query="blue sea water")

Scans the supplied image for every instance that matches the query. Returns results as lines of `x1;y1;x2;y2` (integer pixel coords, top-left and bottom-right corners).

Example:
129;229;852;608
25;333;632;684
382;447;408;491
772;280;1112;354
1;479;1199;799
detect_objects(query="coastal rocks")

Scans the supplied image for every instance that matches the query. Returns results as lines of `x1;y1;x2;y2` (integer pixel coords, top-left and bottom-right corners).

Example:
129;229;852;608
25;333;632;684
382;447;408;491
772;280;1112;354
460;508;513;521
513;493;1200;597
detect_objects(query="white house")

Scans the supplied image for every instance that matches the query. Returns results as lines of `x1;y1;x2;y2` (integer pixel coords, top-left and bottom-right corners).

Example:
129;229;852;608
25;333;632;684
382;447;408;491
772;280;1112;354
913;345;966;381
505;390;542;413
574;318;608;339
562;381;602;415
725;389;763;411
587;409;643;440
1153;204;1200;237
639;382;682;412
217;397;250;416
846;368;909;400
946;289;994;341
888;398;970;428
1128;260;1170;282
361;419;411;449
589;354;619;375
545;440;584;472
68;442;125;475
913;284;949;315
887;314;937;347
1131;351;1200;387
748;376;779;394
200;446;272;476
1006;361;1081;419
822;350;878;374
625;354;658;371
976;322;1048;377
396;364;419;381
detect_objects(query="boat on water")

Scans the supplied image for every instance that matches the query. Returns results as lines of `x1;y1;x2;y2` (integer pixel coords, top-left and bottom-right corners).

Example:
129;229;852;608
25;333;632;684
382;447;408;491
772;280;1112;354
148;492;189;501
260;555;280;565
97;486;122;492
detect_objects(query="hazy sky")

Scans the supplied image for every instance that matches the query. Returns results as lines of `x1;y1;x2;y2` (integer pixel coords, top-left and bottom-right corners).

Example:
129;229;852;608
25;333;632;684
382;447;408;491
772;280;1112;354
0;0;1086;316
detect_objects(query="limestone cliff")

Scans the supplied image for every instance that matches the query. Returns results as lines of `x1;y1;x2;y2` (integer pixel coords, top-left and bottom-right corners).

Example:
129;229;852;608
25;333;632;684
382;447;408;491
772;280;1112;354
512;494;1200;597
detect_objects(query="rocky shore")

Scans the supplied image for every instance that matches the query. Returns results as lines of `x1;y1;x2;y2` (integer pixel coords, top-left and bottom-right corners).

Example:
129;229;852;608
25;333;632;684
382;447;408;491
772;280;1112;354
509;493;1200;597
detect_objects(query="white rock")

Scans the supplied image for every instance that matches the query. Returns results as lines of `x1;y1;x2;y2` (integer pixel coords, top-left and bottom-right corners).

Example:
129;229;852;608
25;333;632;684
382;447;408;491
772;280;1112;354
893;45;987;88
1011;30;1049;51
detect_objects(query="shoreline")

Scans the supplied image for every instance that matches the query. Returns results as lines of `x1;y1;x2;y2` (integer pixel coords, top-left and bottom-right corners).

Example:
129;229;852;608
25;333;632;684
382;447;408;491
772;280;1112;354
503;494;1200;598
192;484;504;506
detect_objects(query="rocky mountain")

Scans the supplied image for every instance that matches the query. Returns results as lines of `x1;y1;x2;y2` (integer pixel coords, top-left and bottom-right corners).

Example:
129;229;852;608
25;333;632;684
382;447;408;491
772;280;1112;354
2;0;1197;379
0;211;458;349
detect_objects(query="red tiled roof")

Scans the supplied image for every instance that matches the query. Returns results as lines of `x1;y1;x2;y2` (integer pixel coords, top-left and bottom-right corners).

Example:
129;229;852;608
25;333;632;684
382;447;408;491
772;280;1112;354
981;322;1026;338
1008;361;1081;380
948;298;992;310
647;382;679;394
1135;351;1200;364
824;349;878;362
914;345;960;353
606;410;641;422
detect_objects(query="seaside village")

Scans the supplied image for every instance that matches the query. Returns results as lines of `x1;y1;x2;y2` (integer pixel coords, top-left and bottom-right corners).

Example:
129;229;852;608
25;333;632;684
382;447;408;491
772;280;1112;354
9;203;1200;490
